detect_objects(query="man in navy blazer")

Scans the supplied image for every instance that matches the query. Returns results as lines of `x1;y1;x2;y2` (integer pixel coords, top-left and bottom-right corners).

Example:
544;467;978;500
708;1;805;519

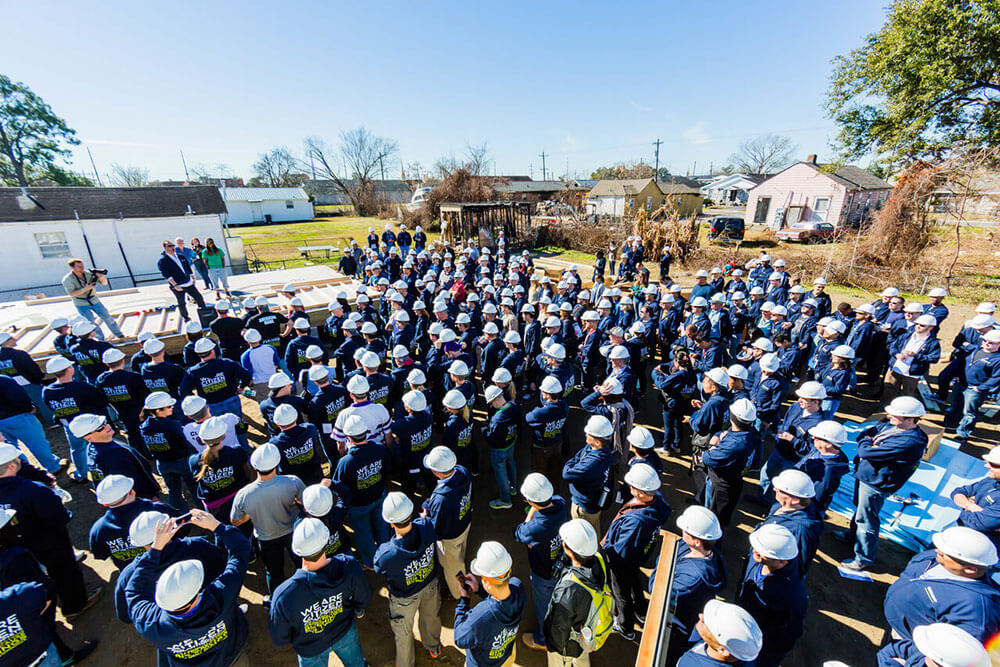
157;239;205;322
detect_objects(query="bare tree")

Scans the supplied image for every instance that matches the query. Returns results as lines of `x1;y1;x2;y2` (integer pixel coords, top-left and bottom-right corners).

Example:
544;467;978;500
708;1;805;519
189;163;235;183
729;134;797;174
108;163;150;187
465;141;492;177
252;147;300;187
304;128;399;216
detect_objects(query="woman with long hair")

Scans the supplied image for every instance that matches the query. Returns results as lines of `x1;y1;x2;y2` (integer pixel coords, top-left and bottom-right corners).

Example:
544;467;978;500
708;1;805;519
190;237;213;291
139;392;198;510
189;419;251;522
202;237;231;298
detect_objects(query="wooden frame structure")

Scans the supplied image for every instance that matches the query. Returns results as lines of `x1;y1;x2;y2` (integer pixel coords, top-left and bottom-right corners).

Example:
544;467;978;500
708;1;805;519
636;531;682;667
439;201;533;248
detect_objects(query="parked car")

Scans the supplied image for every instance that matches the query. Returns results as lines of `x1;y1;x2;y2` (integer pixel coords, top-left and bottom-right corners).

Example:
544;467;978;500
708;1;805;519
707;216;745;243
775;221;837;243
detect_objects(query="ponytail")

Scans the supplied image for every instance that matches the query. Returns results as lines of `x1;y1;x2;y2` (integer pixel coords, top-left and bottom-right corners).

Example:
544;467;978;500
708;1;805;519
195;440;223;481
460;405;471;423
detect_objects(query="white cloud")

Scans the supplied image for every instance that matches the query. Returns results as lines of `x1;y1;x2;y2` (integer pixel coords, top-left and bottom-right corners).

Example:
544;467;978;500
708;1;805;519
628;99;652;112
682;122;710;145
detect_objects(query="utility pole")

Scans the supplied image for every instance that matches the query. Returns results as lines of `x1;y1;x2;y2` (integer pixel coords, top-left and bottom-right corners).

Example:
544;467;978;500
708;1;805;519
538;151;548;180
86;146;102;186
652;138;663;178
179;149;190;181
529;163;534;179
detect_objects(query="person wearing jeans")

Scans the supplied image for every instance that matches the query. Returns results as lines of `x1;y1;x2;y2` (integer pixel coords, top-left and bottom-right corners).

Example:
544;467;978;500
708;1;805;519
156;239;205;322
202;238;232;297
333;416;392;567
946;330;1000;441
61;258;124;339
482;387;521;510
42;357;110;482
0;377;63;473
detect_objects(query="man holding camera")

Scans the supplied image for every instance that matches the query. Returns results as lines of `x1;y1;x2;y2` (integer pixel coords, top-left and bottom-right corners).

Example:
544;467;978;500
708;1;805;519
157;240;205;323
62;259;124;340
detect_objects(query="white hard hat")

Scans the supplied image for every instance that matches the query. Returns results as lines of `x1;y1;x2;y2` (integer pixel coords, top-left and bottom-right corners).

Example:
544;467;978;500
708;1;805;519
492;367;512;384
825;319;847;334
503;331;521;344
382;491;413;524
772;469;816;499
758;353;780;373
442;389;467;410
975;302;996;314
483;322;500;336
559;519;598;557
391;345;410;361
292;517;331;557
129;510;170;547
423;445;457;473
752;338;774;352
358;351;379;369
520;473;554;504
449;360;470;376
546;344;567;361
346;375;370;395
273;403;299;427
832;344;856;359
727;364;749;381
341;414;367;438
242;329;262;344
983;330;1000;343
624;463;661;492
361;322;378;335
407;368;426;385
156;559;204;611
46;356;73;374
0;444;19;467
884;395;926;418
184;320;201;335
912;623;990;667
72;321;96;337
928;288;947;298
68;413;106;438
308;365;330;383
340;320;357;332
544;316;561;328
584;415;614;439
676;505;723;541
292;317;310;330
789;285;805;295
193;338;215;354
303;345;324;361
539;376;563;395
696;269;708;278
96;474;134;505
250;443;281;471
144;392;176;410
402;390;427;412
102;347;126;364
702;600;763;663
749;523;798;561
438;329;456;344
483;385;504;403
609;345;630;360
730;398;757;423
198;416;229;442
904;302;925;314
180;396;208;418
796;381;827;400
268;372;293;389
771;305;788;317
627;425;655;449
704;367;730;387
50;317;69;329
915;314;938;327
303;484;334;517
931;526;998;566
809;420;848;446
471;541;513;579
691;296;708;308
214;299;230;311
881;287;900;297
982;445;1000;466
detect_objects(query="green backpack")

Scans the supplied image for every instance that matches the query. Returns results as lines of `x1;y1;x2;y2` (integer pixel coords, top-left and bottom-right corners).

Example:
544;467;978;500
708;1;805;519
568;553;616;652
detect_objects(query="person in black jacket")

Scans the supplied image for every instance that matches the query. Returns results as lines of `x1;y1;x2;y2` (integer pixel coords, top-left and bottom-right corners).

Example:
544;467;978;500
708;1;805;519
0;376;65;475
156;240;205;322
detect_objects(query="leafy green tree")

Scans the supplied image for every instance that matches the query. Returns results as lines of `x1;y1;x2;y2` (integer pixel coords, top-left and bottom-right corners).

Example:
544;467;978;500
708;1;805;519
828;0;1000;160
0;74;79;186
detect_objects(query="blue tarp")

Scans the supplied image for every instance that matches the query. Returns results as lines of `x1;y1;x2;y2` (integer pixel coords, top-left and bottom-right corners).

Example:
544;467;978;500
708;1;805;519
828;421;989;553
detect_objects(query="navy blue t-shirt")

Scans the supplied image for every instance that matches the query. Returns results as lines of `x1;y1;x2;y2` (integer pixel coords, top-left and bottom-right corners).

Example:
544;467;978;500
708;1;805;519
333;442;390;508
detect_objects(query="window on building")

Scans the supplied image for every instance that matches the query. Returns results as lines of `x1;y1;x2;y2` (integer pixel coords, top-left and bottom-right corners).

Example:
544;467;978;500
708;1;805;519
646;196;653;210
285;200;294;209
814;197;830;221
34;232;71;258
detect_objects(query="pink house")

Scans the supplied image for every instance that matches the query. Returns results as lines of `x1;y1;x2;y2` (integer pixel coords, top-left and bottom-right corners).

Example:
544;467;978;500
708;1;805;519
744;156;893;229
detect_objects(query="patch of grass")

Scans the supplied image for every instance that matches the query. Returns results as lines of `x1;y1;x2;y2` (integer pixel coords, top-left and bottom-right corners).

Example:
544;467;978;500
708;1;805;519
533;246;597;264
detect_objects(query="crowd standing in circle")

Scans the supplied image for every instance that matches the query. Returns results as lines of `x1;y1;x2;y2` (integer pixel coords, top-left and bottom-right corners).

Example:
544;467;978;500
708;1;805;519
0;223;997;667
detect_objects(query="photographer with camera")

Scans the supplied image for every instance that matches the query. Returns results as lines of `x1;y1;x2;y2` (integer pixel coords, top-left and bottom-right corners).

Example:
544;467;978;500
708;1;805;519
61;259;124;340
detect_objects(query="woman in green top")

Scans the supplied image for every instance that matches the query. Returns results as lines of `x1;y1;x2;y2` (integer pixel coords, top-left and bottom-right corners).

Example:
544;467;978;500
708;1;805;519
201;237;231;297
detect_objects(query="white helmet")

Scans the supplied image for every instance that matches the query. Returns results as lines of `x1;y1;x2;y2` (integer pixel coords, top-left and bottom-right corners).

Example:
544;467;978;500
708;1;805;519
701;601;763;662
584;415;613;439
520;473;554;504
627;425;655;449
382;492;414;524
831;344;855;359
749;523;798;561
676;506;723;541
912;623;990;667
470;541;513;579
884;396;926;418
772;469;816;499
423;446;457;473
539;376;563;395
559;519;598;557
623;463;661;492
442;389;467;410
796;381;827;400
729;398;757;423
808;420;848;446
704;367;729;387
930;526;998;567
727;364;749;381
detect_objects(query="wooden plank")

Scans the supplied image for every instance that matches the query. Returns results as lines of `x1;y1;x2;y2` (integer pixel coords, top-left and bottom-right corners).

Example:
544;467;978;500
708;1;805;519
637;531;681;667
25;287;140;306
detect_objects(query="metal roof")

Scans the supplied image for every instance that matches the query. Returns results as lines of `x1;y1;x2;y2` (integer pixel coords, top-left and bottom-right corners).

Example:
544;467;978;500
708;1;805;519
494;180;567;193
219;187;308;202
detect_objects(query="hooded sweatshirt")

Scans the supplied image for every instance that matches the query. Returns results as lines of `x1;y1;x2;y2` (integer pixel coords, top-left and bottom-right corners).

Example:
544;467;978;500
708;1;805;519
454;578;525;667
269;554;372;657
89;498;180;569
423;466;473;540
514;496;568;579
373;517;438;598
602;493;672;567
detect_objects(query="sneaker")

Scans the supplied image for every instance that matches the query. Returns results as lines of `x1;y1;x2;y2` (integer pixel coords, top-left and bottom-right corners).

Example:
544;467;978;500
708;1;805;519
840;558;869;572
521;633;545;650
65;639;98;665
613;624;638;642
489;499;513;510
65;588;103;619
428;647;441;659
74;550;86;563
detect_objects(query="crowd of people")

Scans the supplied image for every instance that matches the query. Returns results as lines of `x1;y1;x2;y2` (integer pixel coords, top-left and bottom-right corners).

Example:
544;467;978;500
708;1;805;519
1;224;999;667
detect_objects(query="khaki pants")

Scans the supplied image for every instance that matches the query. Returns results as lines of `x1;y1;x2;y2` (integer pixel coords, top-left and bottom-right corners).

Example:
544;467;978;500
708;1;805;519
230;649;251;666
389;578;442;667
547;650;591;667
438;524;471;599
571;503;601;535
252;382;270;403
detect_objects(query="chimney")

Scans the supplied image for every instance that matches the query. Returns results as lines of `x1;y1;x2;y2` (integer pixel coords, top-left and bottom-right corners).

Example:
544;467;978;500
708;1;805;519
807;154;817;164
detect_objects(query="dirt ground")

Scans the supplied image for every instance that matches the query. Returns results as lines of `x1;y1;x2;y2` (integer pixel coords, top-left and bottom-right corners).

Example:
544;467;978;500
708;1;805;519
37;279;996;667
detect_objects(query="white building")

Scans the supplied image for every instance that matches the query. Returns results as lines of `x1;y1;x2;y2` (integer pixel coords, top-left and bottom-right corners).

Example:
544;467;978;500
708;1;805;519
220;187;313;226
0;186;231;298
701;173;767;205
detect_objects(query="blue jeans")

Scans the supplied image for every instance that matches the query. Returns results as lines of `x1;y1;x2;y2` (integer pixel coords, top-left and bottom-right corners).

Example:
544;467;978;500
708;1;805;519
62;424;89;479
758;450;795;499
348;494;389;567
0;413;60;472
298;622;366;667
22;383;54;425
209;395;243;421
955;386;988;439
74;301;124;338
208;267;230;292
821;398;842;420
157;457;198;510
853;480;888;566
37;643;63;667
490;447;516;503
661;406;682;450
530;572;556;644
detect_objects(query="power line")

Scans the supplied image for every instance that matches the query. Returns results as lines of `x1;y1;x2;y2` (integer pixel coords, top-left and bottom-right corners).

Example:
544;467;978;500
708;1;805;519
652;138;663;177
538;151;548;180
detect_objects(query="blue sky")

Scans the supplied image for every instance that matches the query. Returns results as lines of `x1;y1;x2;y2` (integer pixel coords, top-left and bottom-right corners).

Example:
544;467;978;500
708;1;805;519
2;1;889;181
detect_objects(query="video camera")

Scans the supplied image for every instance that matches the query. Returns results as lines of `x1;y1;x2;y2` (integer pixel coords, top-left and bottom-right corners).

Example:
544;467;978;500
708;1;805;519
87;268;109;284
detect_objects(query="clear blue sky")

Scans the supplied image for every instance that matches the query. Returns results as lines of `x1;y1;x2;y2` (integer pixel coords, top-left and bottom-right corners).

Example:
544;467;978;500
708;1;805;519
2;1;889;182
